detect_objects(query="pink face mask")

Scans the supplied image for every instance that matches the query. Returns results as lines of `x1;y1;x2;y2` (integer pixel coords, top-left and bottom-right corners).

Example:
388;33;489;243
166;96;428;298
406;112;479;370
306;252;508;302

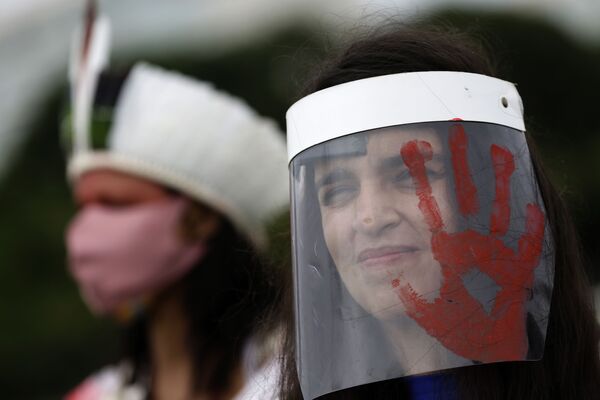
66;197;207;315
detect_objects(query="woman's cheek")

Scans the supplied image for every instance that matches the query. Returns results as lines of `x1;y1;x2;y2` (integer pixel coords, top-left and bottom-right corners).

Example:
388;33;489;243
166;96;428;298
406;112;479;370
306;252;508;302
321;209;351;264
405;256;443;302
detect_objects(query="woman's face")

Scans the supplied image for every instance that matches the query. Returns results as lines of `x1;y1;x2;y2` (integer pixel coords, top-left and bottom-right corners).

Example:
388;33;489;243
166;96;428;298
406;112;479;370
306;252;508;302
314;128;454;319
70;169;220;318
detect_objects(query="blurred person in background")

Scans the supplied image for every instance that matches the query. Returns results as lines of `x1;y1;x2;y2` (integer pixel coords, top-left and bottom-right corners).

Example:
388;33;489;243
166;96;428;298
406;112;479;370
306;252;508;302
62;4;288;400
280;24;600;400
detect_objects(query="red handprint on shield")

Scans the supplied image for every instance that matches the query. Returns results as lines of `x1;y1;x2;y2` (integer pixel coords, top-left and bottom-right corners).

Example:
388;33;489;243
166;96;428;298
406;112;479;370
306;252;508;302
394;124;546;363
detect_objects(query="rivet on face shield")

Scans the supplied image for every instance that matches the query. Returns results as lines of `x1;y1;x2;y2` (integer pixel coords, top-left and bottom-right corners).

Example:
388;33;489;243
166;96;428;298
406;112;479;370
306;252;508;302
501;97;509;108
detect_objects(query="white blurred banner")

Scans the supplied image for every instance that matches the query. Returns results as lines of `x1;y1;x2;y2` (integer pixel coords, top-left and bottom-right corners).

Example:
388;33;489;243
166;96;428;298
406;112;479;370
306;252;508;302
0;0;599;182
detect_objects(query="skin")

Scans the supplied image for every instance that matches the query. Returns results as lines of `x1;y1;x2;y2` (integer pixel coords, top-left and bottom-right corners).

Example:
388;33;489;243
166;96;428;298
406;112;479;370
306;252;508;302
74;169;170;207
73;169;240;400
314;127;455;321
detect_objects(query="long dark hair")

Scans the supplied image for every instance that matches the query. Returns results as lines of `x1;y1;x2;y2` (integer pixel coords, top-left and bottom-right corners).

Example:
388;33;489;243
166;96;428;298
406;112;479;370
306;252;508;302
279;24;600;400
125;213;281;397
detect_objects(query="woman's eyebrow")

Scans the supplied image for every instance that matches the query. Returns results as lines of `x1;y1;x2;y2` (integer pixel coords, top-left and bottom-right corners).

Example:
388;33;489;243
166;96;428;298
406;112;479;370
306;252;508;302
378;153;444;172
377;155;406;172
315;168;354;189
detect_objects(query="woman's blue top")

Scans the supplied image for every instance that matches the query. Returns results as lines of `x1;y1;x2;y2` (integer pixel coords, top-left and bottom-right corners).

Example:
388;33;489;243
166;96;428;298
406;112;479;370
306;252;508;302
406;374;457;400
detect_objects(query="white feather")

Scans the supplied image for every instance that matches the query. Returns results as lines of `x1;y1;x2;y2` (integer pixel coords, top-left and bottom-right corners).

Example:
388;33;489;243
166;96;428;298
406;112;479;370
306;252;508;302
68;12;111;153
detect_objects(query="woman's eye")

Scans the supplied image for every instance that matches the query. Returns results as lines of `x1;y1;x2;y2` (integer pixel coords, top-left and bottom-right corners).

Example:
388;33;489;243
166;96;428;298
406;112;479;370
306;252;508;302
320;185;358;207
427;168;446;181
97;196;136;208
388;169;416;189
389;168;445;188
391;170;412;186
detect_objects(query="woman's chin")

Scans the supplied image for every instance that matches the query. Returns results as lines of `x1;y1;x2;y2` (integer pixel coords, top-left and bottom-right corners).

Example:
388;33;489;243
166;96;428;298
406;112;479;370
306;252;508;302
360;293;407;321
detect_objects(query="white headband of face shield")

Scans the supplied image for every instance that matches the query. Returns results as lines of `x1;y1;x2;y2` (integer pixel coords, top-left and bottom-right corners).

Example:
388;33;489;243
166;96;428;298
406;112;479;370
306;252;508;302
286;71;525;162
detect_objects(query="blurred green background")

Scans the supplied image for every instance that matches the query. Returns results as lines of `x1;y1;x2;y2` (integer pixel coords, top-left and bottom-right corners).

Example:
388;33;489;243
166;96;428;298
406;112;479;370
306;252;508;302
1;6;599;399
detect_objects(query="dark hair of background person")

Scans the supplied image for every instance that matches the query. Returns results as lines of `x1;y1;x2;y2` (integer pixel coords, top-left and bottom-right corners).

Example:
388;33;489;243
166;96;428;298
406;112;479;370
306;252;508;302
278;24;600;400
124;209;282;397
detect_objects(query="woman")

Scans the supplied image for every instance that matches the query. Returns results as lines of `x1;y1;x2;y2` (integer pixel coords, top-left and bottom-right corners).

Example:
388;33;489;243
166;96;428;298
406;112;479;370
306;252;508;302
63;62;288;399
280;25;599;399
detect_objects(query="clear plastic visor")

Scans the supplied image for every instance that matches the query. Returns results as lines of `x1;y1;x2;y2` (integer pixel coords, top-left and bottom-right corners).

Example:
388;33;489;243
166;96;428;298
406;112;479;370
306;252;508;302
289;121;554;399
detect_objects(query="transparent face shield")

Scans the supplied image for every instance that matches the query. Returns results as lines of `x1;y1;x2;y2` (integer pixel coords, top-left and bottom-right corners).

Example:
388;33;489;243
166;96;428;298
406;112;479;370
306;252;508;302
289;121;553;399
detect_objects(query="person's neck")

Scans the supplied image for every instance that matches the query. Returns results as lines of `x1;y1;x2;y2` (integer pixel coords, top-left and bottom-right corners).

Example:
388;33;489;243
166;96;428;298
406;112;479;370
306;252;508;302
147;287;245;400
148;287;197;400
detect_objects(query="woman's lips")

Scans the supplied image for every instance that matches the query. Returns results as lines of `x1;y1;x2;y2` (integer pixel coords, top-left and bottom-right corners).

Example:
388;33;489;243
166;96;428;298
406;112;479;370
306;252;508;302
357;246;420;268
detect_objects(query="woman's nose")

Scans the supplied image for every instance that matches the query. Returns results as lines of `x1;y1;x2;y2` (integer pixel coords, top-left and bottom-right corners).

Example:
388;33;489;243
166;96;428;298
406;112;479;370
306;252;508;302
352;183;400;236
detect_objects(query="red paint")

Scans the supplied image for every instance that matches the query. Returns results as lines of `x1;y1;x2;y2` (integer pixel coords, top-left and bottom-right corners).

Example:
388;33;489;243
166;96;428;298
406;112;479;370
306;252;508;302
449;125;479;216
490;145;515;235
392;279;400;288
451;118;463;121
400;141;445;232
395;128;545;363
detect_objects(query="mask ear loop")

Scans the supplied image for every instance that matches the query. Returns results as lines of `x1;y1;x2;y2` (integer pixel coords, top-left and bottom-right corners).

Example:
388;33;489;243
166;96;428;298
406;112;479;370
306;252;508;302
68;0;111;155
